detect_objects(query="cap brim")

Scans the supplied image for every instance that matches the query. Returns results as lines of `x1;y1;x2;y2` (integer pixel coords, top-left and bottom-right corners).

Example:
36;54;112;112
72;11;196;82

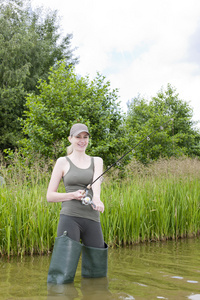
73;130;90;136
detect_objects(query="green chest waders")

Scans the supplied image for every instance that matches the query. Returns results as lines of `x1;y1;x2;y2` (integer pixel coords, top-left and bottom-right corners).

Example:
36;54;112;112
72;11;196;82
81;243;108;278
47;232;82;284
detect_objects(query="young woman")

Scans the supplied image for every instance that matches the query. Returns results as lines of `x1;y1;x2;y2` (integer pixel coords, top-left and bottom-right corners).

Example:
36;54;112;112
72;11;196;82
47;123;108;284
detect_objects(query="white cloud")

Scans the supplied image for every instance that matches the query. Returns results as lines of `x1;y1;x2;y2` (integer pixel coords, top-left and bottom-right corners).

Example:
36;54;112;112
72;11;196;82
31;0;200;127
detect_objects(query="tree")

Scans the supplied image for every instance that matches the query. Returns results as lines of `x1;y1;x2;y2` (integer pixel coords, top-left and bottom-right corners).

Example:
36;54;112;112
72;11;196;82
20;61;124;167
125;84;200;163
0;0;77;150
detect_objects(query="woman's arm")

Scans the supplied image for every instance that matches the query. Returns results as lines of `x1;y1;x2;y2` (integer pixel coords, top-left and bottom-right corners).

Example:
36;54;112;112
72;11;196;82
46;157;84;203
91;157;104;213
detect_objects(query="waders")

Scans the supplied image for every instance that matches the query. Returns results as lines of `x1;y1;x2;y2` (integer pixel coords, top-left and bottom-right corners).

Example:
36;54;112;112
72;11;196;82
47;232;108;284
81;243;108;278
47;231;82;284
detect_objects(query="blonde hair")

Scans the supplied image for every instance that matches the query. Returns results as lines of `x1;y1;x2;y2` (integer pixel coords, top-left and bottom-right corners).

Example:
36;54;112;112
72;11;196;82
67;144;73;156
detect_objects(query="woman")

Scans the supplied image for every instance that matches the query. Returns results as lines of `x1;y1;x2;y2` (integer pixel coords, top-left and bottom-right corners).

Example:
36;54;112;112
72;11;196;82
47;123;108;284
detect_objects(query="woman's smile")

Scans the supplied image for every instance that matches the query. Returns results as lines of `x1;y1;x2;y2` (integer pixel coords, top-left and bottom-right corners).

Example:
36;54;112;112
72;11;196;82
71;132;89;151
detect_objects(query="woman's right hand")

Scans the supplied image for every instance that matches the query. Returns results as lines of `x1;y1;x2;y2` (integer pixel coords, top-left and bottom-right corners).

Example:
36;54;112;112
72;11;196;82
73;190;85;201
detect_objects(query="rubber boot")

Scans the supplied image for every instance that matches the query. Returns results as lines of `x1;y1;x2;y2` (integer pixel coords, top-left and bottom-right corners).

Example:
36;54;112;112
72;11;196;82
47;231;82;284
81;243;108;278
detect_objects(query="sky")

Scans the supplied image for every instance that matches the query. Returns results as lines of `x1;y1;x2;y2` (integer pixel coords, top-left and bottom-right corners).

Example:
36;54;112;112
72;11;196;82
31;0;200;128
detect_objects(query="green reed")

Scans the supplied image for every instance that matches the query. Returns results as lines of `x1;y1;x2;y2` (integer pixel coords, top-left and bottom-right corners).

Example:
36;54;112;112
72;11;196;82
101;157;200;246
0;182;61;256
0;154;200;256
0;151;59;256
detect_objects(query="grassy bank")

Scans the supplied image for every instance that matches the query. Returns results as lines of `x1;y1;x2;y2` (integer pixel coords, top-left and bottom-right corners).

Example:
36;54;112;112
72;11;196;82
0;155;200;256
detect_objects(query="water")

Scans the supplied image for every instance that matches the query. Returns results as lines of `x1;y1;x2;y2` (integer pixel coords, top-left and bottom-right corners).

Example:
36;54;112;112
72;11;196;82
0;238;200;299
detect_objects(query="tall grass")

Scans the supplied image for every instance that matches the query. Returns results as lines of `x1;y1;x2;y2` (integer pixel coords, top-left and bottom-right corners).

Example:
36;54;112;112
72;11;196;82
0;153;200;256
0;152;60;256
101;157;200;246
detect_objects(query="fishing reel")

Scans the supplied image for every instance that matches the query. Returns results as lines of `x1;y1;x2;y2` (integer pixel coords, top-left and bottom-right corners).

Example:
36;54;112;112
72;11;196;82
82;195;93;205
81;186;96;207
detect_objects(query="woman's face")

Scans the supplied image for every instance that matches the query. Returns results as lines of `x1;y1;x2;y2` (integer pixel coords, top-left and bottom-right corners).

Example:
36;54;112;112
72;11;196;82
68;132;89;152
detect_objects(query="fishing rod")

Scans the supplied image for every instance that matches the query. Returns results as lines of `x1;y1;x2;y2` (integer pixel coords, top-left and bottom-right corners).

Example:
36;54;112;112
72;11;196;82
82;118;174;206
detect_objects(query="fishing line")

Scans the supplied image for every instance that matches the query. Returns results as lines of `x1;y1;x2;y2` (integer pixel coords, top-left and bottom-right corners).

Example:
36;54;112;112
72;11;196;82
82;118;174;206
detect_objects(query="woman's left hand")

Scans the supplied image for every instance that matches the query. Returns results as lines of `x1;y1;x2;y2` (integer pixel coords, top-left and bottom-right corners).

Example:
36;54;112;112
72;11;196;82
92;198;104;213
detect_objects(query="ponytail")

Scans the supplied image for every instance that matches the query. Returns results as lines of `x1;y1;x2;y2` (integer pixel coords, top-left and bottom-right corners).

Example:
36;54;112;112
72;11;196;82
67;144;73;156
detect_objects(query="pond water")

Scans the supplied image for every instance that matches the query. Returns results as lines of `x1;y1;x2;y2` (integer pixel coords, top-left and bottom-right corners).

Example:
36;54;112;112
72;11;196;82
0;238;200;299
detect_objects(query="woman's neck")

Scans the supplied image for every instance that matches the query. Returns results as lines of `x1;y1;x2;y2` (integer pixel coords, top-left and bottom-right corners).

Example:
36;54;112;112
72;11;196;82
68;151;91;168
69;151;89;161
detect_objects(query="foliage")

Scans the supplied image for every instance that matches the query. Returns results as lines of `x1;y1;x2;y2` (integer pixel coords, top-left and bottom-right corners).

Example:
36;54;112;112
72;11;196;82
125;84;200;163
0;0;77;150
20;61;124;166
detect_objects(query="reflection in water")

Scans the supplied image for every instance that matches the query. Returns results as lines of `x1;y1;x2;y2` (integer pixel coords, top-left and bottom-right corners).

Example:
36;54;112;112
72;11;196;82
47;277;132;299
107;237;200;299
47;277;114;300
0;238;200;299
188;295;200;300
47;282;79;299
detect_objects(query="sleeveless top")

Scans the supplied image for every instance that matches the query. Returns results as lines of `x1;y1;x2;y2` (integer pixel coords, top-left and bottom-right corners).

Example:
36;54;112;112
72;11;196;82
60;156;100;222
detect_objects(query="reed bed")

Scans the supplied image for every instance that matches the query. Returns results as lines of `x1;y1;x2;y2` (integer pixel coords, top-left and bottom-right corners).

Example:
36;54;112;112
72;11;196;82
101;157;200;246
0;152;59;257
0;155;200;256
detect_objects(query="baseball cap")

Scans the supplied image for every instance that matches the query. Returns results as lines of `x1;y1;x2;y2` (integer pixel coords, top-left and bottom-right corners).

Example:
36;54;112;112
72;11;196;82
70;123;90;136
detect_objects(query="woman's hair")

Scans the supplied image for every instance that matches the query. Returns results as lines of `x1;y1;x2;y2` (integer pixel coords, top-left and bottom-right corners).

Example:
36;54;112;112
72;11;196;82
67;144;73;156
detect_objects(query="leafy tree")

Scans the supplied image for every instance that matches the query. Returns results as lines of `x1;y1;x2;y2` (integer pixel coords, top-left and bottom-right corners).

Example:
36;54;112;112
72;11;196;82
20;61;124;167
0;0;77;150
125;84;200;163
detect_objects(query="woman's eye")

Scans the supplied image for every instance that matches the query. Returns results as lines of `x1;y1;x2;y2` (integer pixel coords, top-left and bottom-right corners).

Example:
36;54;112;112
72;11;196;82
75;135;88;139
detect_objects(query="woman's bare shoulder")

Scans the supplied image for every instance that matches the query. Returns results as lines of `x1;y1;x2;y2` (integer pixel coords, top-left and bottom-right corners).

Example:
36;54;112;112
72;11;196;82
53;156;69;169
93;156;103;165
56;156;67;162
54;156;69;176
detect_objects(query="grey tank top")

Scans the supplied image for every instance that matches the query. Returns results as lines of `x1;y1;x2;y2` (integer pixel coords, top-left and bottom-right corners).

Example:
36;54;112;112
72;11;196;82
60;156;100;222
